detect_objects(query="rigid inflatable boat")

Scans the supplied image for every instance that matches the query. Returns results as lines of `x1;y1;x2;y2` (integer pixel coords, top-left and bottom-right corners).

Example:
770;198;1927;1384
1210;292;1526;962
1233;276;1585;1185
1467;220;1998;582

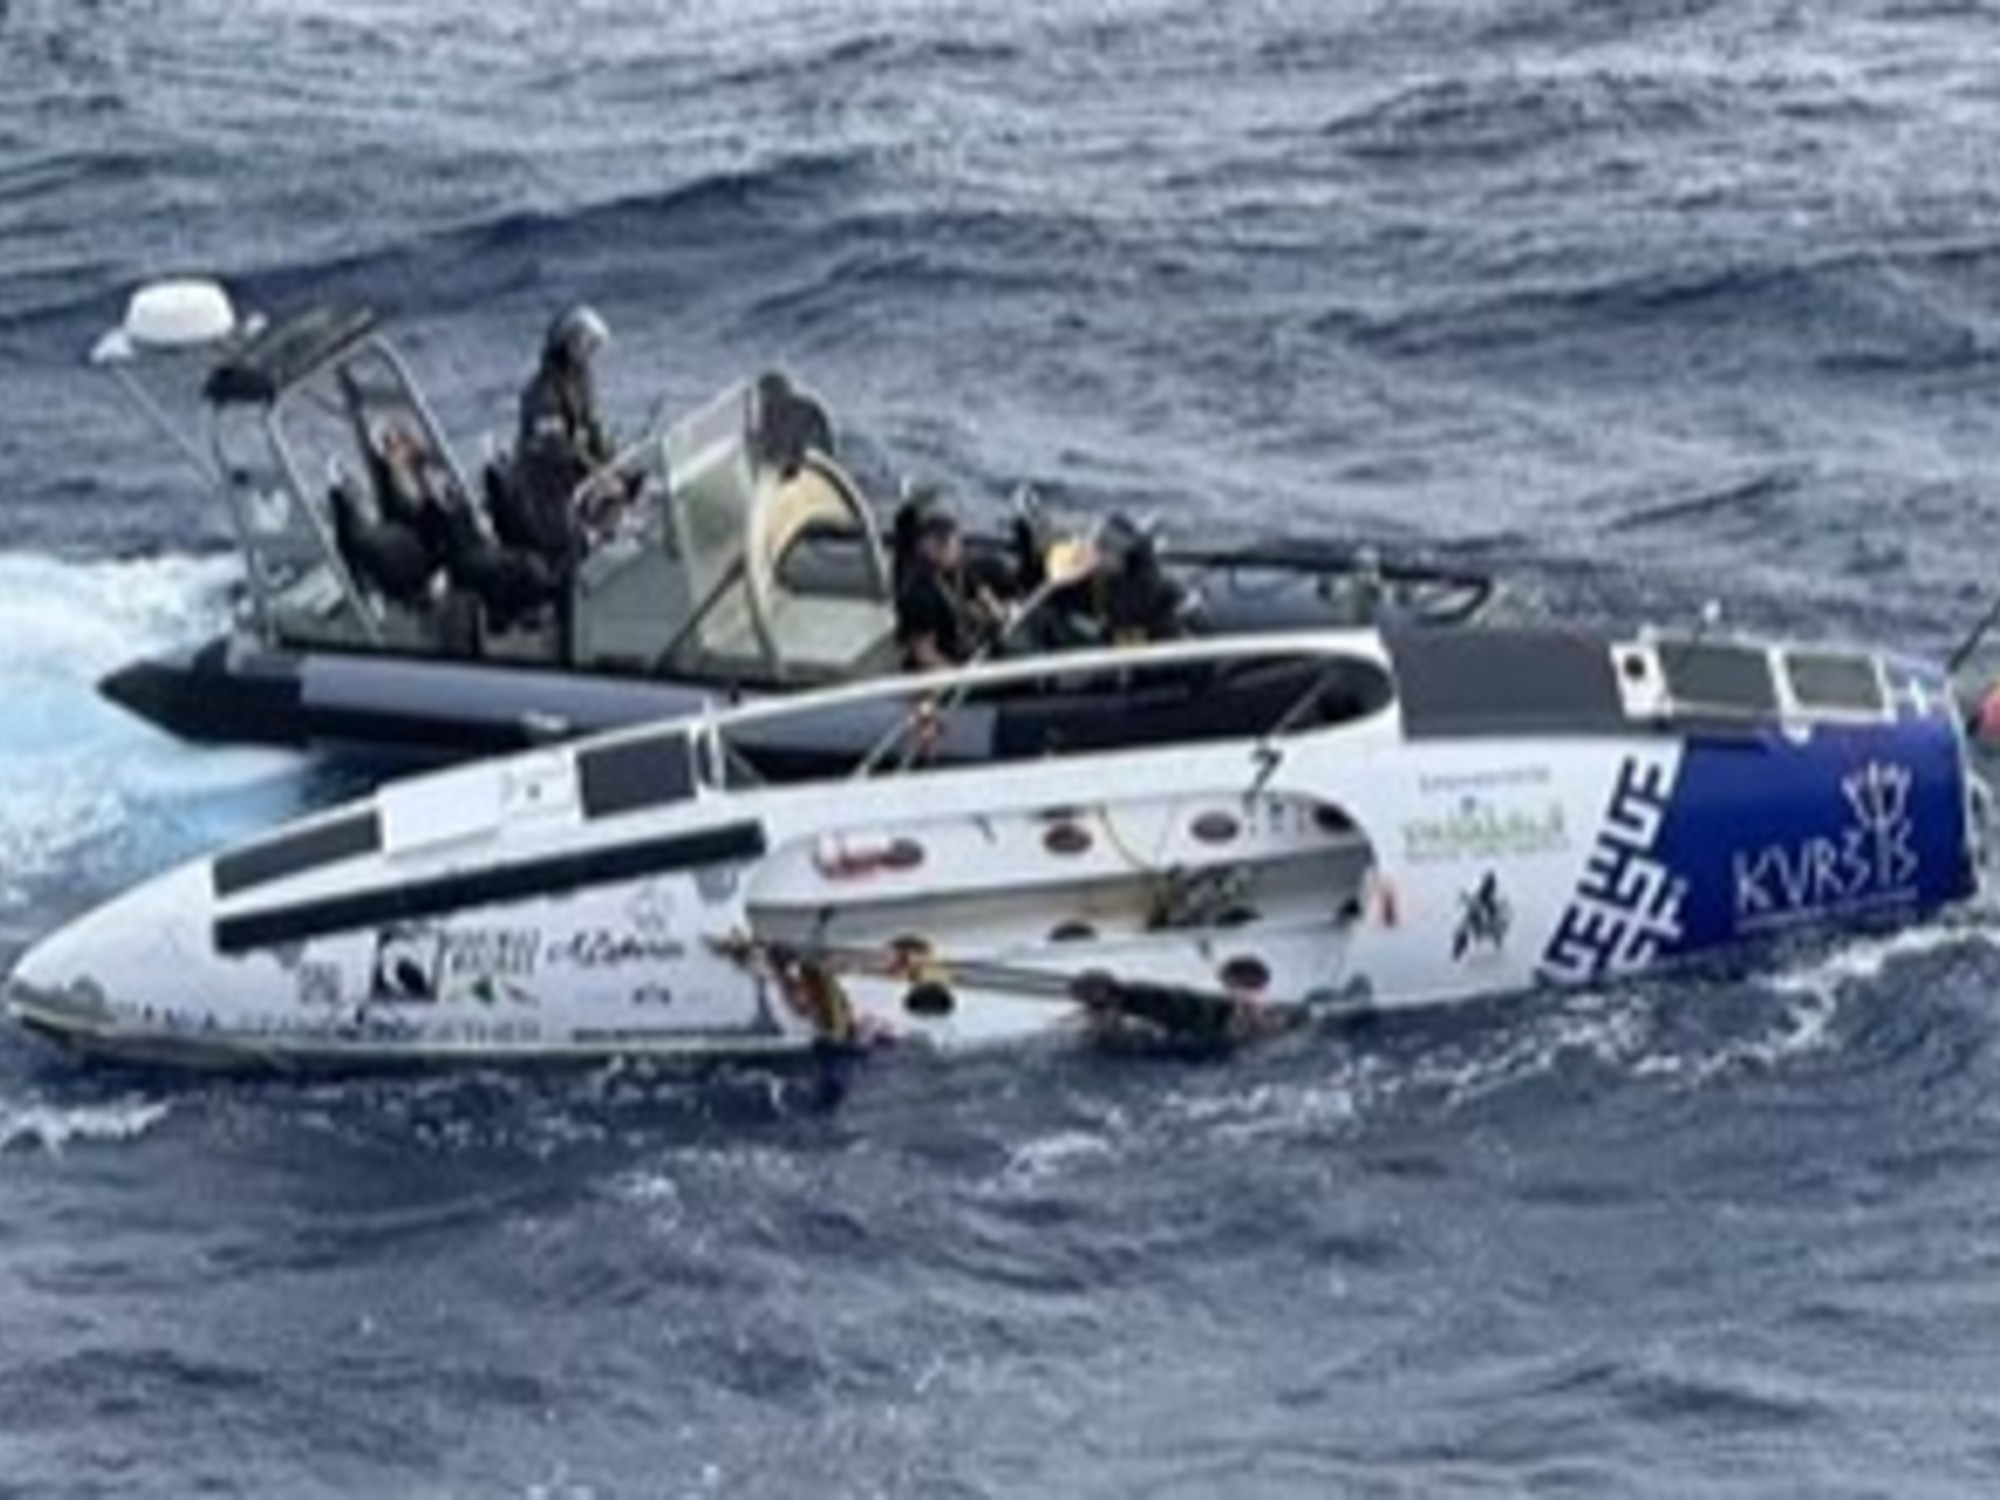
90;280;1494;761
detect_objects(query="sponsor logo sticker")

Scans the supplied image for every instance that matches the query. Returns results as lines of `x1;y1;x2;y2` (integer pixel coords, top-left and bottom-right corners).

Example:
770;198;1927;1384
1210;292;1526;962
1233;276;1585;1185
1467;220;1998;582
1403;797;1568;863
369;924;539;1005
1452;872;1512;963
544;931;688;969
1733;761;1921;932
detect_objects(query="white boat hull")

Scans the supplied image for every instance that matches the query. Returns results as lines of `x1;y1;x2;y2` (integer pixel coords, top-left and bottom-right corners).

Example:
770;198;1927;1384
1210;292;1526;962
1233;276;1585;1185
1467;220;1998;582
7;629;1980;1071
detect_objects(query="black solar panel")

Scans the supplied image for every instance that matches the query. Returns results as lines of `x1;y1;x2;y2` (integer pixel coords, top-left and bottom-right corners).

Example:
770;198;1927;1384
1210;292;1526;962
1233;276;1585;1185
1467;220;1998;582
1388;628;1627;738
578;733;696;821
1657;642;1779;714
1782;651;1884;714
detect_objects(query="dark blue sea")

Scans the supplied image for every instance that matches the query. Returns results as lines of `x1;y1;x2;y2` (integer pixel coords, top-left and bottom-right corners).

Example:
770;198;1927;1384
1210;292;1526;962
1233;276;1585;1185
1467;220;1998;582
8;0;2000;1493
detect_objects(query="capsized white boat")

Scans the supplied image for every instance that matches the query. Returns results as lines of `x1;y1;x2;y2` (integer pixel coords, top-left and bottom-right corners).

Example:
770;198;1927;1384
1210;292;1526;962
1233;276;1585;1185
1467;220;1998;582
5;625;1984;1071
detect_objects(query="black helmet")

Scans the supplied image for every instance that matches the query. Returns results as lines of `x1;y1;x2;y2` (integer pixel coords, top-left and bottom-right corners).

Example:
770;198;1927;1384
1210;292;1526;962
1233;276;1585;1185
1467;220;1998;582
1099;511;1151;571
891;484;956;581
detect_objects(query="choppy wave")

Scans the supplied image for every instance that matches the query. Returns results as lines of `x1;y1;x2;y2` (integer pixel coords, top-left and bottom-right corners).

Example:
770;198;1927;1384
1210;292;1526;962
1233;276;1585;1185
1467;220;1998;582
0;1093;172;1153
0;551;306;920
1323;69;1735;165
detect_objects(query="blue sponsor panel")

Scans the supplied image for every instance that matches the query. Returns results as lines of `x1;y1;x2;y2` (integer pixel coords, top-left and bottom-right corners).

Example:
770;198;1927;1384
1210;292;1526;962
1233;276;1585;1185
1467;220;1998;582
1541;719;1973;982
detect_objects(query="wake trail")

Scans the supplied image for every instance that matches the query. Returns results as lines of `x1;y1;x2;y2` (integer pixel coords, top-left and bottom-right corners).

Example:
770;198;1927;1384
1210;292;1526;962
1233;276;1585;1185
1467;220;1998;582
0;551;308;917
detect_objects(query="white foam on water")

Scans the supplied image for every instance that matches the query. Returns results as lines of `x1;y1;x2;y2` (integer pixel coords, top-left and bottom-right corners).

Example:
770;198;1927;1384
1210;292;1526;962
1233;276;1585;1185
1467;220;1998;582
1626;986;1841;1087
614;1169;685;1211
1765;916;2000;1002
0;1094;173;1153
1165;1070;1364;1145
1144;946;1932;1145
1161;991;1661;1144
996;1126;1119;1187
0;551;308;912
613;1142;819;1218
1625;915;2000;1086
1404;989;1661;1110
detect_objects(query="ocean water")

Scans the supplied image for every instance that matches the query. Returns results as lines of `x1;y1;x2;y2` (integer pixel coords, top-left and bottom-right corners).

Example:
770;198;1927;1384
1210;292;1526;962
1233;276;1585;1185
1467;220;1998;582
7;0;2000;1493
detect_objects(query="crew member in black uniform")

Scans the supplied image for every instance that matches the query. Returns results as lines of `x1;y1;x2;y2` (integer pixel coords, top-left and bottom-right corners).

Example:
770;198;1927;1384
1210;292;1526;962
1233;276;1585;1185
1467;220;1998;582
373;421;561;638
1094;514;1187;645
895;507;994;670
514;304;617;570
